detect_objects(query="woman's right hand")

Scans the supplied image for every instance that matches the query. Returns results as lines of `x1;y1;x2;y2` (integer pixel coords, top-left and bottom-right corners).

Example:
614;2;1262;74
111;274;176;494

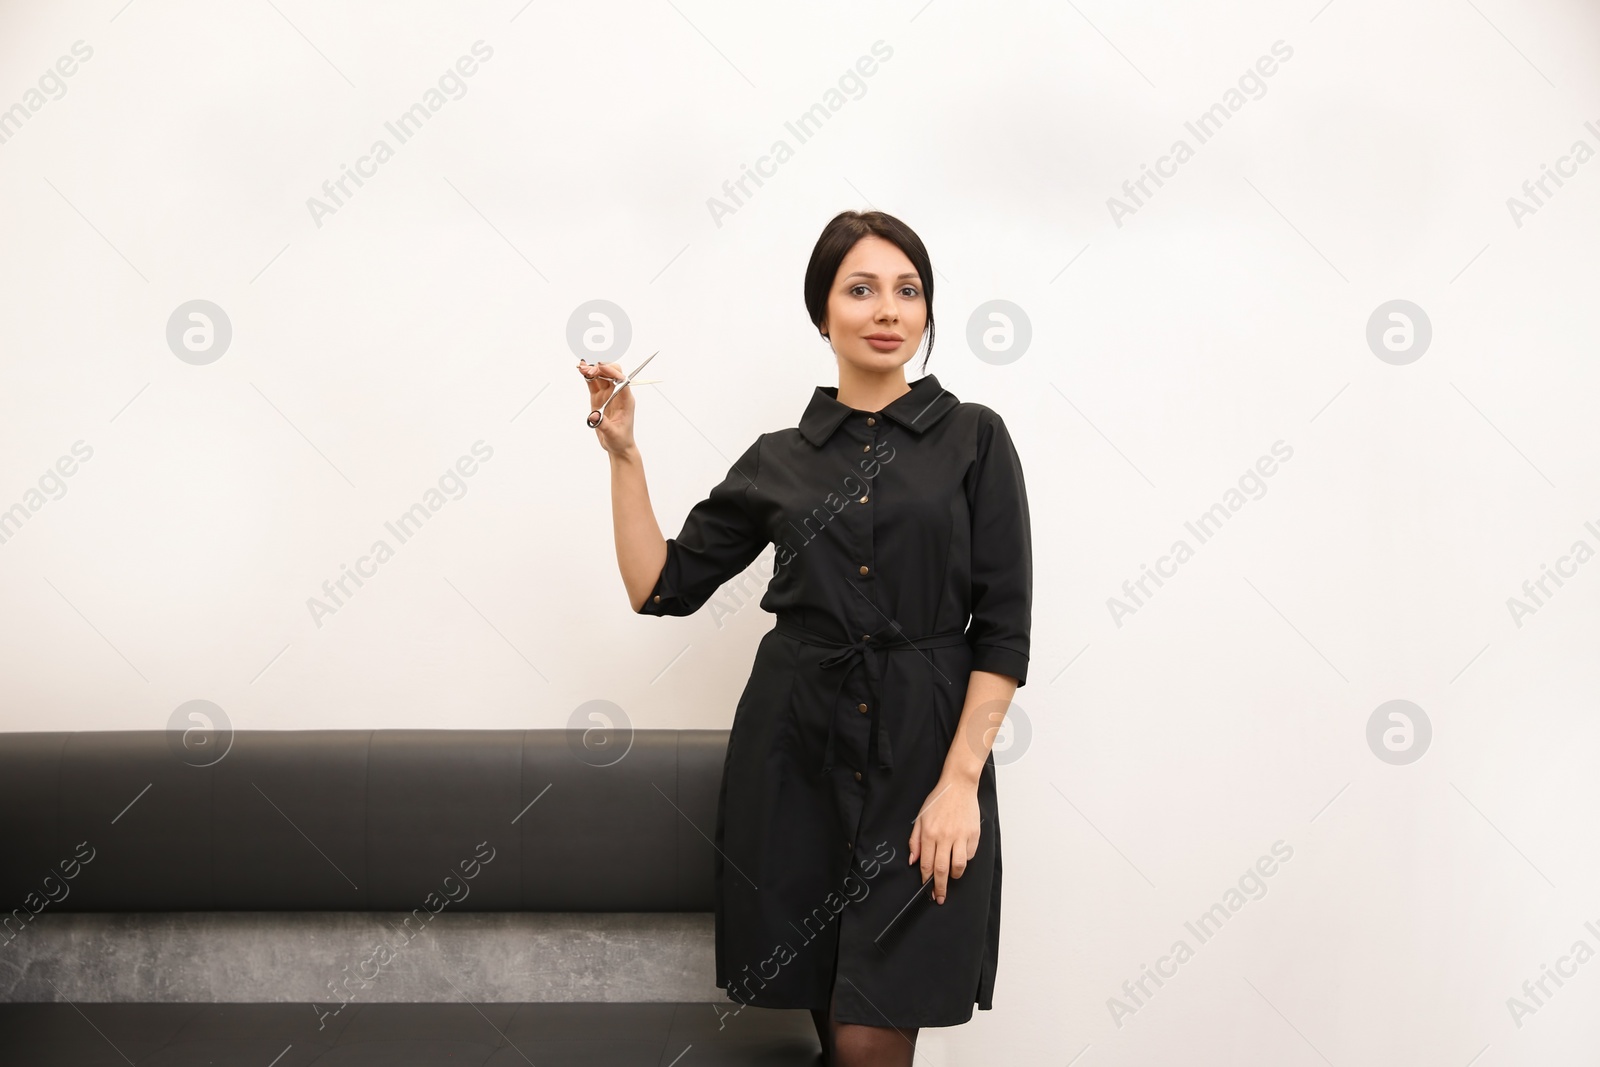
577;358;637;455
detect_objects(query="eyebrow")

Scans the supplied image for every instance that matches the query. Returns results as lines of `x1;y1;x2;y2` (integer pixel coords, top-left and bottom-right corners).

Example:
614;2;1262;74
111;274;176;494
844;272;920;281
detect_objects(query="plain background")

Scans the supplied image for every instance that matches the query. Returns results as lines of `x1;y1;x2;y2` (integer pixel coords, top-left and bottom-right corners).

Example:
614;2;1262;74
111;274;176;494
3;0;1600;1062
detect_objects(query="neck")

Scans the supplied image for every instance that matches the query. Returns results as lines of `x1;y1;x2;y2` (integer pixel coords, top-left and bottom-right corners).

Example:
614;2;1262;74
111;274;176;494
835;362;912;413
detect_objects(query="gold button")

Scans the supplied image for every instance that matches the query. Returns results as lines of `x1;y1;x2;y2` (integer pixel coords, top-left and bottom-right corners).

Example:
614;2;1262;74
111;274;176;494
652;595;660;603
866;417;875;426
853;771;862;782
861;634;871;642
857;703;868;714
862;444;870;452
845;841;852;851
859;495;868;504
858;565;869;576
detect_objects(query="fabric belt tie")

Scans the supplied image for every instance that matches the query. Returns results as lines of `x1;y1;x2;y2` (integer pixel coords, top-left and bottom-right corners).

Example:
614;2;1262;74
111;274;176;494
773;616;969;775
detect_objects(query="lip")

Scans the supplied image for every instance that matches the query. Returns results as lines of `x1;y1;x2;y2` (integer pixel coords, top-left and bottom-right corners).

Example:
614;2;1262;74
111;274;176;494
865;333;903;341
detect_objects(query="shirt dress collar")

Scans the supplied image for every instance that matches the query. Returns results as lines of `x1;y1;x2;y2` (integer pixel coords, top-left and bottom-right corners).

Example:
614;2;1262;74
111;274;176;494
797;373;959;447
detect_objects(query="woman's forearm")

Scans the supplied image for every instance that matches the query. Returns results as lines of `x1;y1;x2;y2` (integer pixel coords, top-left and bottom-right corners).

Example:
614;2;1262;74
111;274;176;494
942;669;1019;784
610;444;668;612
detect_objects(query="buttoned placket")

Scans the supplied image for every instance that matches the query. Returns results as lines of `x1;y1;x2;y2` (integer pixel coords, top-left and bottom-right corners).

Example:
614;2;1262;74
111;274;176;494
829;413;879;796
843;410;878;859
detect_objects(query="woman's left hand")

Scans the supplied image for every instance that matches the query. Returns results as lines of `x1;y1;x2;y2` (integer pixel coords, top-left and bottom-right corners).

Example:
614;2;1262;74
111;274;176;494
908;775;981;904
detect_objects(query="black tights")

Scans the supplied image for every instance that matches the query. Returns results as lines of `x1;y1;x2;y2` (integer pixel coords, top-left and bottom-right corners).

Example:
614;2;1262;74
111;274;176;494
809;970;919;1066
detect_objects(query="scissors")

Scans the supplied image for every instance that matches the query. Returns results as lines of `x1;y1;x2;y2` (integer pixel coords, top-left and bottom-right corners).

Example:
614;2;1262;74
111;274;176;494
583;351;661;429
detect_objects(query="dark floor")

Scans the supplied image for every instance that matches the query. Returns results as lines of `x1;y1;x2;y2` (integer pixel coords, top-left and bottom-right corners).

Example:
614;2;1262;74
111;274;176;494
0;1001;826;1066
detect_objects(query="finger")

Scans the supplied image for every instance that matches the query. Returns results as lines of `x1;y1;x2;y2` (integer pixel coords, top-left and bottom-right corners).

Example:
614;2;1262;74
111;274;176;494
951;838;967;880
908;820;921;868
576;360;617;381
579;364;626;416
933;841;951;903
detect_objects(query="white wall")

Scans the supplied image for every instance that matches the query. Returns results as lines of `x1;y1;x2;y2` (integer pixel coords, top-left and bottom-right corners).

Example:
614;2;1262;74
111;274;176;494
3;0;1599;1062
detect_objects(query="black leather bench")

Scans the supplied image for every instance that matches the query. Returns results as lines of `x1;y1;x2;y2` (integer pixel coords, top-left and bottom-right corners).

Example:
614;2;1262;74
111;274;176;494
0;730;823;1065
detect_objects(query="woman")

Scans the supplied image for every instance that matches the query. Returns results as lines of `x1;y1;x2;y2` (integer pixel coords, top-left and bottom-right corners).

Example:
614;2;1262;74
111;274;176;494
580;210;1032;1066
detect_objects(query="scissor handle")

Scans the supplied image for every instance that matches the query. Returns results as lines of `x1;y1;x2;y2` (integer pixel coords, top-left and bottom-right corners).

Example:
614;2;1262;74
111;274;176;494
586;382;626;428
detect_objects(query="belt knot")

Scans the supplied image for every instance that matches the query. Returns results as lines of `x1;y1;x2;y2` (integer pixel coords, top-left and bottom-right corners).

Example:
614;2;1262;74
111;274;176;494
772;616;969;775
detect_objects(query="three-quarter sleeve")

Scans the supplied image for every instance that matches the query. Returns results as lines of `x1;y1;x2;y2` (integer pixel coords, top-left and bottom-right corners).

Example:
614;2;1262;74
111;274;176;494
964;410;1032;686
636;435;768;617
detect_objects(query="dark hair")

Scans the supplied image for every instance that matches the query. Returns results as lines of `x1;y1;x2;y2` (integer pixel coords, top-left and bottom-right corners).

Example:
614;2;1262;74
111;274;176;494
803;210;936;375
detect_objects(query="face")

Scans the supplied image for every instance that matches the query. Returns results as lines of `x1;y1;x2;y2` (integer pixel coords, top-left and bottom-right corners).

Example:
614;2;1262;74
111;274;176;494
819;234;927;375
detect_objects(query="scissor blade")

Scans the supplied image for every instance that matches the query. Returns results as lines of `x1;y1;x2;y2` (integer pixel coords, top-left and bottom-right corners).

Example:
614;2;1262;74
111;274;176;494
620;350;659;386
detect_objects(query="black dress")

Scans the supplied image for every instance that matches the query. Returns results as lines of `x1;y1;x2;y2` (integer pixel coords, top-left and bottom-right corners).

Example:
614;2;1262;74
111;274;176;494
637;372;1032;1028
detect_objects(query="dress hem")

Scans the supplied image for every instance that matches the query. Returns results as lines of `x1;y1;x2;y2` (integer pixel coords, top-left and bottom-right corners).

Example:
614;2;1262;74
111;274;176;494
715;983;990;1029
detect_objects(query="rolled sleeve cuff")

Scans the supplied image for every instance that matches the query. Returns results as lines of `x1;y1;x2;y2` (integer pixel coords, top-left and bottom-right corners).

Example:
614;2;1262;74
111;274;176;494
636;551;701;617
636;569;680;616
969;643;1028;687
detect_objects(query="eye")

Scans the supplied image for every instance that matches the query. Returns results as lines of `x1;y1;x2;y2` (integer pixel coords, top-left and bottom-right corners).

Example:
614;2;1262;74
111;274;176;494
899;285;921;298
850;284;871;297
